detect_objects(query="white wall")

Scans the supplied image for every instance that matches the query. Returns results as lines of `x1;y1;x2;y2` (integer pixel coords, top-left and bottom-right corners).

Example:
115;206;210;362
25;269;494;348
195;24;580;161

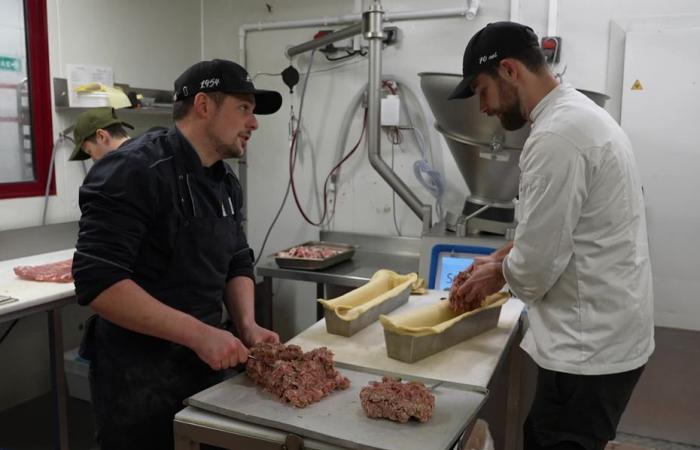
0;0;199;232
617;22;700;331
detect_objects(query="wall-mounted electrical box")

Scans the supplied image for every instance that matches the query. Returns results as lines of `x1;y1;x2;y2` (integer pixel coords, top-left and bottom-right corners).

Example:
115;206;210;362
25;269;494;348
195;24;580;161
541;36;561;64
383;26;399;46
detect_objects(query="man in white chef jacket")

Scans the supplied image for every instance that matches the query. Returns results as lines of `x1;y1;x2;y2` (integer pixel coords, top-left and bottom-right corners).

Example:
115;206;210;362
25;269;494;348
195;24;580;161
448;22;654;450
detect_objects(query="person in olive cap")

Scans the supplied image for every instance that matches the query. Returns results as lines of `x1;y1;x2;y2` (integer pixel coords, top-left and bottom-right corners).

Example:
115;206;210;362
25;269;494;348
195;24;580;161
69;107;133;161
448;22;653;450
73;59;281;450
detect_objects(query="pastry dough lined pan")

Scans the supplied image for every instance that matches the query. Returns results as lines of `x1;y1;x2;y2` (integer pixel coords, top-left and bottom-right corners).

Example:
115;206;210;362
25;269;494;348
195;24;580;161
382;300;504;363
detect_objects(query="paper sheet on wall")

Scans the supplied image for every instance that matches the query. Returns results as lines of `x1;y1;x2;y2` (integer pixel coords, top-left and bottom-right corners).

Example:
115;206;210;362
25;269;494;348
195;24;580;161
66;64;113;107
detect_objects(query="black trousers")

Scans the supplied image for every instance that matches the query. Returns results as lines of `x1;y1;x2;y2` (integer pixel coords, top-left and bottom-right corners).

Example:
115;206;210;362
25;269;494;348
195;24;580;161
89;341;223;450
524;365;645;450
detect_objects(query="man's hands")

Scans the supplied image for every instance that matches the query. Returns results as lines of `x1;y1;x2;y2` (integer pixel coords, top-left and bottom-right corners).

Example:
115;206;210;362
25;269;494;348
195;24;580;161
449;260;506;313
240;322;280;348
190;322;279;371
448;243;514;313
467;254;499;275
191;325;249;371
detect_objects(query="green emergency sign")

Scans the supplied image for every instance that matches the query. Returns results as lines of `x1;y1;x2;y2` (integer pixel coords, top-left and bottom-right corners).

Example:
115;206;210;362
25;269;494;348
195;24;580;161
0;56;21;72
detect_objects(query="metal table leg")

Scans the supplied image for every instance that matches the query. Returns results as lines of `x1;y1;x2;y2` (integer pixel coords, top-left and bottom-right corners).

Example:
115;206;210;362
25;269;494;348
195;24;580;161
257;277;274;330
174;418;294;450
504;317;524;450
316;283;325;321
48;309;69;450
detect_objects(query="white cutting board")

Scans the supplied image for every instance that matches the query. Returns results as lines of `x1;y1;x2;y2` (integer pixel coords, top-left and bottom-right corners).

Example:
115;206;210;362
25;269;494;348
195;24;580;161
0;249;76;317
289;291;524;389
187;366;486;450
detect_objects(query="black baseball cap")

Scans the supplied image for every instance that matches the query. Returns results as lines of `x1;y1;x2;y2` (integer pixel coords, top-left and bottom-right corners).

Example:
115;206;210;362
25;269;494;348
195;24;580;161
449;21;540;99
173;59;282;115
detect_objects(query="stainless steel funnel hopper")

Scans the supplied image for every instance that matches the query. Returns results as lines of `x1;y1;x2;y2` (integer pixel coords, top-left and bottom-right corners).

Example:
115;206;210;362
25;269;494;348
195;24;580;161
419;72;529;205
419;72;609;236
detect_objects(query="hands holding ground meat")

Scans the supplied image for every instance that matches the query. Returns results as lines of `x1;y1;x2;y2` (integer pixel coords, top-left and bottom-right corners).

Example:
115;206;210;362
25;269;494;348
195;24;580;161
191;322;279;371
449;255;506;313
246;343;350;408
191;325;250;371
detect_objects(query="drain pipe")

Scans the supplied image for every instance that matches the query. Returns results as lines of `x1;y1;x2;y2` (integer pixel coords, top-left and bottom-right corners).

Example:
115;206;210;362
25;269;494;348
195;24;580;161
547;0;559;36
510;0;520;22
239;1;479;69
284;1;432;232
363;3;432;233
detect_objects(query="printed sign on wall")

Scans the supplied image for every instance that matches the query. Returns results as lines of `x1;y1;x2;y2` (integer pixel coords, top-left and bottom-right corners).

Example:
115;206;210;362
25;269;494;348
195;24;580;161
0;56;21;72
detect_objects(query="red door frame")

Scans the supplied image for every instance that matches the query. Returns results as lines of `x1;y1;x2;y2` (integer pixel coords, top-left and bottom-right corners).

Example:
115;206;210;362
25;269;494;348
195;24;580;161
0;0;55;199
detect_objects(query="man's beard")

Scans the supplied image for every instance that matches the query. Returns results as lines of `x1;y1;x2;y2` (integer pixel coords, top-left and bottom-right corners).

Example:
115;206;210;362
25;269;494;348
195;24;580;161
497;79;527;131
213;139;243;159
499;108;527;131
207;123;244;159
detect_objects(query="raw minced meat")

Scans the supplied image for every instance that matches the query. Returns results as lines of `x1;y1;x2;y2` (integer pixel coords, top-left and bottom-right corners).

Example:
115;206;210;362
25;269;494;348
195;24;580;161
360;376;435;423
246;342;350;408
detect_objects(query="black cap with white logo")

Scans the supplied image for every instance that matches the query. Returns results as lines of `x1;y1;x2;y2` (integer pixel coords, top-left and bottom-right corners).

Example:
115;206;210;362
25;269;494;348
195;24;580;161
173;59;282;115
449;21;540;99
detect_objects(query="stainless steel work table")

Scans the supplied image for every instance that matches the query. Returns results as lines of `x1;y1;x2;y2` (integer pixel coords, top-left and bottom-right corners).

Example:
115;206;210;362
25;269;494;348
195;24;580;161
0;248;76;450
173;291;523;450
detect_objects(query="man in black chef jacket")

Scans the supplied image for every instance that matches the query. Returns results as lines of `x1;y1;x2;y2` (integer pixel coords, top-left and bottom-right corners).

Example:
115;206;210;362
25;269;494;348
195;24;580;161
72;59;282;450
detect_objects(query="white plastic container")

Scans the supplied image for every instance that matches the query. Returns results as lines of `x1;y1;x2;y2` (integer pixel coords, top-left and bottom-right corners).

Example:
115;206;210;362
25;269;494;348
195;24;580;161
63;347;91;402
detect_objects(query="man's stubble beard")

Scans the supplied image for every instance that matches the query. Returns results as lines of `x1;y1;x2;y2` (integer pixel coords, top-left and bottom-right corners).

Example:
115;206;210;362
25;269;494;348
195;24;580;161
497;78;528;131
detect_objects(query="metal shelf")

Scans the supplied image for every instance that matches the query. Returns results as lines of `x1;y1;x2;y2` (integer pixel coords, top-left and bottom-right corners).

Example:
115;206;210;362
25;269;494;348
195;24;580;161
54;105;172;115
52;77;172;112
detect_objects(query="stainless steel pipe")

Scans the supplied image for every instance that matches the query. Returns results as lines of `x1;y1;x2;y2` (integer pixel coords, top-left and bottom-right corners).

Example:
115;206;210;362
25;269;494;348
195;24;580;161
364;2;431;232
284;0;432;232
285;22;363;59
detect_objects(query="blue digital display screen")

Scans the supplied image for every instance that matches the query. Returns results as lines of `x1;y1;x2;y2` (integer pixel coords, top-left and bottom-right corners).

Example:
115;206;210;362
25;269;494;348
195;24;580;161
437;256;474;291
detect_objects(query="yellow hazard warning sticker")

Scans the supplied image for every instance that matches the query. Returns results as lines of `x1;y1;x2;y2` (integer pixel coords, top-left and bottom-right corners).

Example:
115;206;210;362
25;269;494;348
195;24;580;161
631;80;643;90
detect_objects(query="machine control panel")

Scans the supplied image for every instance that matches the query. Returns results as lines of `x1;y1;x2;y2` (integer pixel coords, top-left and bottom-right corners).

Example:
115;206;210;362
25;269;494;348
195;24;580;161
436;255;474;291
428;244;495;291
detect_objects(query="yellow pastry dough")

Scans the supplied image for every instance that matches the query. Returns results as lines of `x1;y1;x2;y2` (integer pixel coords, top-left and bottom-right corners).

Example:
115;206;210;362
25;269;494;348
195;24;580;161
410;277;428;295
318;270;418;321
379;291;509;337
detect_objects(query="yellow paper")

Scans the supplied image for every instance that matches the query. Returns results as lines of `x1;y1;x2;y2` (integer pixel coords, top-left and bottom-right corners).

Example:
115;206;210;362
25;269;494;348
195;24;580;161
74;82;131;109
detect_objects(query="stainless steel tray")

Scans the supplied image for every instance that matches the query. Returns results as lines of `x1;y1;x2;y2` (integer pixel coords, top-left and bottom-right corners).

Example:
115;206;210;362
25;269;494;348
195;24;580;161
185;365;487;450
274;241;356;271
324;284;411;337
384;305;502;363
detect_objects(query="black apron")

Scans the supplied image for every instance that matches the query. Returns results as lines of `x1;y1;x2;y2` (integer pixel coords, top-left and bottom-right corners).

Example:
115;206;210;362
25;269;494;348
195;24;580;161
88;142;243;450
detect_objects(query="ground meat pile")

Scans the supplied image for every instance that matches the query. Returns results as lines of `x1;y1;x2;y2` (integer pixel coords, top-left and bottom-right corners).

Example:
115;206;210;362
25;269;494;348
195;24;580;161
282;245;341;260
359;376;435;423
448;270;482;313
246;342;351;408
13;258;73;282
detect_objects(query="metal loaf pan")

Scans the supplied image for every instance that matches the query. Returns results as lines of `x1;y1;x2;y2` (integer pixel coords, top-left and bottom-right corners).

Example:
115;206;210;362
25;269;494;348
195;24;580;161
274;241;355;271
324;284;411;337
384;305;502;363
